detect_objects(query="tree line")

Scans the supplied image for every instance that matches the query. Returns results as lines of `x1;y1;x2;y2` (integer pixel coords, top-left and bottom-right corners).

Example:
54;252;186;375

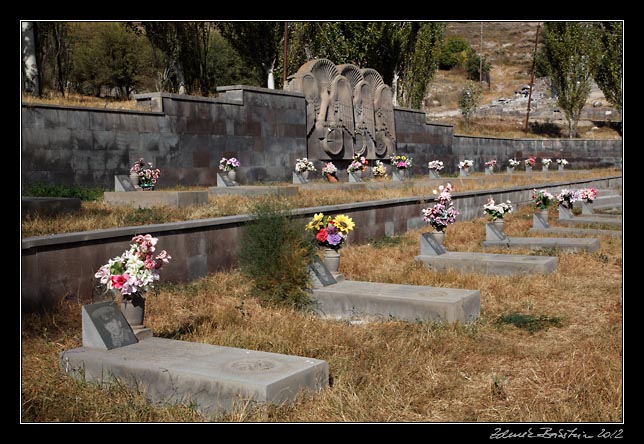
22;21;622;137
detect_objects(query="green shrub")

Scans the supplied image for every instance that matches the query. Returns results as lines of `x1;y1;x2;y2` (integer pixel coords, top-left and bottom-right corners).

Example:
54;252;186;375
238;197;316;310
439;36;471;70
23;182;105;201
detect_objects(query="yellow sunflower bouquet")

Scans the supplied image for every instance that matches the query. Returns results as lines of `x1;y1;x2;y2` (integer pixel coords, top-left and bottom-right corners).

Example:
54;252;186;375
305;213;355;250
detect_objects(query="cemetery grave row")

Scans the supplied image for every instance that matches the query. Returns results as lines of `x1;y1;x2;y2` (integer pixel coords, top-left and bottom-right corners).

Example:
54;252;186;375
56;180;621;416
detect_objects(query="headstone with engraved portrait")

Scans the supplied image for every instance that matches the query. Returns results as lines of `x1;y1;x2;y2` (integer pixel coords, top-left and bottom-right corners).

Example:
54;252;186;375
307;256;338;288
82;301;138;350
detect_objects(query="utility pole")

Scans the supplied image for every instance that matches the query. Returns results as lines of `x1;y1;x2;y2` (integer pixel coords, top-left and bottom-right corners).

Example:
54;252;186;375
524;22;541;133
479;22;483;84
283;22;288;88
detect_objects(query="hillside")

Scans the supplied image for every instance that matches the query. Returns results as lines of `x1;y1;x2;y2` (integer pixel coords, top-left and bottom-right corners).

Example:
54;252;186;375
425;21;622;139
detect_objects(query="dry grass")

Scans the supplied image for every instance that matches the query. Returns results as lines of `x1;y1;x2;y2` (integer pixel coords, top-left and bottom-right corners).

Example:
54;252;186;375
22;93;140;111
21;201;623;423
22;168;618;238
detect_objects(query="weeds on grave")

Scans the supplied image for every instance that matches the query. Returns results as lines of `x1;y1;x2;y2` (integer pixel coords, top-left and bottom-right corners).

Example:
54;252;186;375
238;197;316;310
123;207;169;225
23;182;105;201
369;235;403;249
495;312;563;334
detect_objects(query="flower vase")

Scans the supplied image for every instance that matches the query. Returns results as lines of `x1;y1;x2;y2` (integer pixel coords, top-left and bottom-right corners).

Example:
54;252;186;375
542;166;549;172
459;167;470;177
431;229;445;247
228;170;237;181
322;248;340;273
428;170;440;179
540;209;549;223
325;173;338;183
301;170;310;181
120;293;146;328
506;167;514;174
140;182;154;191
129;173;140;188
558;165;565;172
525;166;532;173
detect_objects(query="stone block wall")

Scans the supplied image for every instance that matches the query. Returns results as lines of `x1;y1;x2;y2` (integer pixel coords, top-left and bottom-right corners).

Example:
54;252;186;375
22;87;309;188
452;135;622;171
22;86;622;189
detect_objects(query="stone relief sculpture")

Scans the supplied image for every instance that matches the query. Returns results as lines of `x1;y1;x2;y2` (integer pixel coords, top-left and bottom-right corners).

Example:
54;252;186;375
286;58;396;161
337;64;375;157
373;84;397;155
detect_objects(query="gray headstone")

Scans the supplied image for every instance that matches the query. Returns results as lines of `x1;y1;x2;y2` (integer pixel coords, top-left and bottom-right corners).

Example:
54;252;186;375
82;301;138;350
292;172;309;184
307;256;337;288
558;206;574;220
420;232;447;256
217;173;238;187
532;213;550;229
392;169;405;181
485;223;508;241
115;175;136;192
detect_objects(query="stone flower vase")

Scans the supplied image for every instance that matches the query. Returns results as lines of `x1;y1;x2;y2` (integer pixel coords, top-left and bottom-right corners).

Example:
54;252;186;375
301;170;310;181
558;165;565;172
120;292;146;328
129;173;140;188
431;229;445;247
228;170;237;181
525;166;532;173
323;248;341;273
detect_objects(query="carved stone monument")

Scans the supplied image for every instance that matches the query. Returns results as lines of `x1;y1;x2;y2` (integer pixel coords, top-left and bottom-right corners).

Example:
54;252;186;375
286;58;396;163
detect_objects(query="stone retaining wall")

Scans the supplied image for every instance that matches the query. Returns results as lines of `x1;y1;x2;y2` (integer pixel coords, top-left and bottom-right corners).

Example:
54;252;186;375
21;86;622;188
21;175;621;313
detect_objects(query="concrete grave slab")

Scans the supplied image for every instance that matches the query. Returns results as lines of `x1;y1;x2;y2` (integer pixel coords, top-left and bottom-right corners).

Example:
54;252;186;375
482;236;600;253
415;232;557;275
104;191;208;209
415;251;557;276
483;219;600;252
306;255;479;324
557;207;622;227
60;337;329;416
528;226;622;238
311;280;480;324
